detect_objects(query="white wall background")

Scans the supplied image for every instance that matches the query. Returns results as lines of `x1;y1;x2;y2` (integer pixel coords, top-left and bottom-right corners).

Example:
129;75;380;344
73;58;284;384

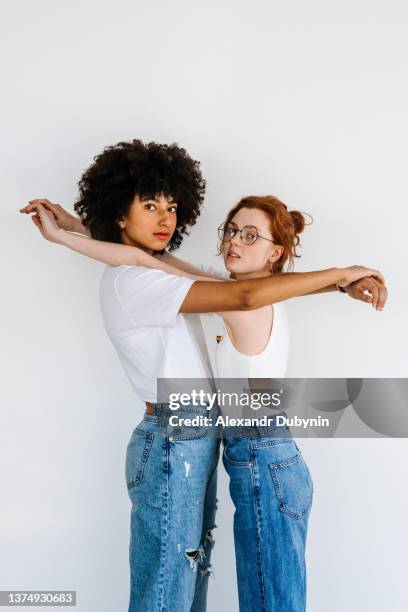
1;1;407;610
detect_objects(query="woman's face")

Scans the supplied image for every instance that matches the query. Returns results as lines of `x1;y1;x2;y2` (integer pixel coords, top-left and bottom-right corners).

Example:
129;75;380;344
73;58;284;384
222;207;283;278
120;193;178;253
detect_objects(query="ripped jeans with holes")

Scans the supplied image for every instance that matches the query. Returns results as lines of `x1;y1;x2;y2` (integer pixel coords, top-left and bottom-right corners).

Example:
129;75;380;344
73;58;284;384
222;414;313;612
125;403;220;612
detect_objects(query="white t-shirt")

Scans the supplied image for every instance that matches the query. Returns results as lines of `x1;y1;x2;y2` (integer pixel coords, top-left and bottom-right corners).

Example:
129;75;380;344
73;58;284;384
215;301;289;378
99;265;213;403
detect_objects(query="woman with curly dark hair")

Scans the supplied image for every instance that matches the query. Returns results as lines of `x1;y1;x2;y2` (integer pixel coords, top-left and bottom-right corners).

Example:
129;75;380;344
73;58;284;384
21;140;386;612
73;139;206;251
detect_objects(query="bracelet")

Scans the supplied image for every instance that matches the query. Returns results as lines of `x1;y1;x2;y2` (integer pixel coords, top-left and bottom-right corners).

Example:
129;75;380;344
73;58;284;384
336;284;347;293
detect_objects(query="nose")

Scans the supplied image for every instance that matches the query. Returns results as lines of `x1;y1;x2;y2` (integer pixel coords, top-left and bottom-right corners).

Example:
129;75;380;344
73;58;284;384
158;209;172;227
230;231;242;247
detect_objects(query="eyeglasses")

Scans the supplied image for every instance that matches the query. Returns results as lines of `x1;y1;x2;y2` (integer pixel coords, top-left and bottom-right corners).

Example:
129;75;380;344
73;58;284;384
218;222;275;246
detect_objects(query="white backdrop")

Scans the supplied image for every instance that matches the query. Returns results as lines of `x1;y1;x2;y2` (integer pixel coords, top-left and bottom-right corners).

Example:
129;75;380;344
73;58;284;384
1;1;407;610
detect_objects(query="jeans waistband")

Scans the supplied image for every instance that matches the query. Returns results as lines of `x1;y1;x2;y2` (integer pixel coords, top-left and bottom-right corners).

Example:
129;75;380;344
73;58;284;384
222;410;293;439
142;405;292;440
145;402;219;418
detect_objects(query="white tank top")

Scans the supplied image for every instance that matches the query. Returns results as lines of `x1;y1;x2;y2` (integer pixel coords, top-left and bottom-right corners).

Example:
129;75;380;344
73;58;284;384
215;302;289;378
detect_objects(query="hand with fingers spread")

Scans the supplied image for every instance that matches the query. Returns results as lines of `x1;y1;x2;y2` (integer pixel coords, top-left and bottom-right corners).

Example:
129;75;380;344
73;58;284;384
20;198;89;235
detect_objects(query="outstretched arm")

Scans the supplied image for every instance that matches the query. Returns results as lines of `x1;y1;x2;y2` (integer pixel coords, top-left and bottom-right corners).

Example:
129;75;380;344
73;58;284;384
21;200;386;309
274;273;387;310
29;203;222;282
179;265;385;313
159;252;227;279
26;202;387;313
20;200;225;278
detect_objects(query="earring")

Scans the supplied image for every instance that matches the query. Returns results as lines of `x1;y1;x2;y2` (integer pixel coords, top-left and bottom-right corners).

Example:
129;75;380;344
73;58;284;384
119;221;125;229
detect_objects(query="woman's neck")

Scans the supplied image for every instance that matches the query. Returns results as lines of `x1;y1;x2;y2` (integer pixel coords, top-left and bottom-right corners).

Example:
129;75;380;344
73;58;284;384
120;233;154;255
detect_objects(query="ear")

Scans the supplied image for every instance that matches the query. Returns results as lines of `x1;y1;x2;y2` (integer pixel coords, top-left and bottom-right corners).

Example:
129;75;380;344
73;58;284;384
268;246;284;266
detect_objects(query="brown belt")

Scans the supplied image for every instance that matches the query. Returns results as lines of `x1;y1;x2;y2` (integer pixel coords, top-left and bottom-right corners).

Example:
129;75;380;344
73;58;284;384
146;402;154;415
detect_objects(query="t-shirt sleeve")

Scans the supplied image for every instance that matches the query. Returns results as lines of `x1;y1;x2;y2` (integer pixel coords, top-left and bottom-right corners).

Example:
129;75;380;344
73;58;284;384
114;266;195;328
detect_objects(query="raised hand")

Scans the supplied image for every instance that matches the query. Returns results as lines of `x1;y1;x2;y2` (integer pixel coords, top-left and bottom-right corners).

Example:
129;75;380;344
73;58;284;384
20;199;86;234
27;202;66;244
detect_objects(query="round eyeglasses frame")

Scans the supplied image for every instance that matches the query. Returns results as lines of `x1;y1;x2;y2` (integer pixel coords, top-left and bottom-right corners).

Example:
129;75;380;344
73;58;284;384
218;222;275;246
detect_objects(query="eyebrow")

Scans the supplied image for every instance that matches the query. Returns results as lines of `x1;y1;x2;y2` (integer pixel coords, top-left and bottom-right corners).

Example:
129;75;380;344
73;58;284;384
140;195;160;202
140;195;177;204
227;221;259;230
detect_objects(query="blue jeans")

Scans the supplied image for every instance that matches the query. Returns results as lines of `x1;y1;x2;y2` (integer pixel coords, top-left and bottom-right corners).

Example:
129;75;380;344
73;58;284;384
125;403;220;612
222;414;314;612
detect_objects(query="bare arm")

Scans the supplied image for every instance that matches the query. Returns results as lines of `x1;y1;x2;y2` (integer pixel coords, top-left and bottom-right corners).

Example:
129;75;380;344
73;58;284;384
59;232;220;281
288;279;387;309
30;203;221;282
273;272;387;309
55;230;386;316
180;268;352;313
20;200;224;276
30;202;386;314
23;200;385;307
158;252;227;280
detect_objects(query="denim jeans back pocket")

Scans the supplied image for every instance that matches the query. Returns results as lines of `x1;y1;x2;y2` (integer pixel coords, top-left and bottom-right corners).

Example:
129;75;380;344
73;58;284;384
125;430;154;491
269;452;313;519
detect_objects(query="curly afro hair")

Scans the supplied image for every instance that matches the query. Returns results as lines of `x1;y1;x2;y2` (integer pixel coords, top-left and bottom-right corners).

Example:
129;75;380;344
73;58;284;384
74;139;206;251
